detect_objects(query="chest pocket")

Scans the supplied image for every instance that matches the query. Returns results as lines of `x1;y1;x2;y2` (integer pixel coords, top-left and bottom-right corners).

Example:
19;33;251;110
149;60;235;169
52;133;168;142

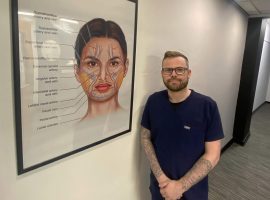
180;121;206;142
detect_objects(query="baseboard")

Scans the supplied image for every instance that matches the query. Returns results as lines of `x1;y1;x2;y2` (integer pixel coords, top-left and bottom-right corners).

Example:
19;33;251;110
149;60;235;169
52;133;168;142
221;138;234;154
253;101;268;114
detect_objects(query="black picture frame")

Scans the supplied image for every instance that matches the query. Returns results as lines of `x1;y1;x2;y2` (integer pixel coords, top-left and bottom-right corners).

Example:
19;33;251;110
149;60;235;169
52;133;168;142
11;0;138;175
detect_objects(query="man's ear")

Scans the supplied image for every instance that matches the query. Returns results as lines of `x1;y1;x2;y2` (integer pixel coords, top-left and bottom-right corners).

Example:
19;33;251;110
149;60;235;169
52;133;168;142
188;69;192;79
124;59;129;77
74;64;81;83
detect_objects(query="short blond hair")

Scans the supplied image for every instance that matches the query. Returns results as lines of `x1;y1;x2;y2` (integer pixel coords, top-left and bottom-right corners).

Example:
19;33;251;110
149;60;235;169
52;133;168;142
162;51;189;68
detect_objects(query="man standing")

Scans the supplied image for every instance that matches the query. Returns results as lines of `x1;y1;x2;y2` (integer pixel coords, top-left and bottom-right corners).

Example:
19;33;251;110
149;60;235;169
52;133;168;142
141;51;224;200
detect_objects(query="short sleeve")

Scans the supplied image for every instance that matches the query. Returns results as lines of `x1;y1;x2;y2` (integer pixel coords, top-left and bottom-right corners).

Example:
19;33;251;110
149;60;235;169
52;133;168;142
141;96;152;130
205;101;224;141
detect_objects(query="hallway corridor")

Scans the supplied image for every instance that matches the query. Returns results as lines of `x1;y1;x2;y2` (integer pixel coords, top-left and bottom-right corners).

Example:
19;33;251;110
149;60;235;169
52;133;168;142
209;103;270;200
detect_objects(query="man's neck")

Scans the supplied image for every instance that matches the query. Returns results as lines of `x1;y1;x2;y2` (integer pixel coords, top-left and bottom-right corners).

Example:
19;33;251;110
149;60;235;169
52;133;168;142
168;88;191;103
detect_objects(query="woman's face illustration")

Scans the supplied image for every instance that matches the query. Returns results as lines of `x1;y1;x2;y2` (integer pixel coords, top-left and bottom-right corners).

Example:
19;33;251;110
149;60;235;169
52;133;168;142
75;37;128;102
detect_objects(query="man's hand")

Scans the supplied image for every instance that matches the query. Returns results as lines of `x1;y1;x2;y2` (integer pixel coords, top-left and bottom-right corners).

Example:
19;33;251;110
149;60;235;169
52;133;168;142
160;179;184;200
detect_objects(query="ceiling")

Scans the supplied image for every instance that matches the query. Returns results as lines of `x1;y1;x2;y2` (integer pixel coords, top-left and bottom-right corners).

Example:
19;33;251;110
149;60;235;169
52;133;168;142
233;0;270;17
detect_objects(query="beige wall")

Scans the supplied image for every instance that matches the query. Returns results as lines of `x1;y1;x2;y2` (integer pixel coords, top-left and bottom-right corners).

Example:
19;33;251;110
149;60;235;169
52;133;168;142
0;0;247;199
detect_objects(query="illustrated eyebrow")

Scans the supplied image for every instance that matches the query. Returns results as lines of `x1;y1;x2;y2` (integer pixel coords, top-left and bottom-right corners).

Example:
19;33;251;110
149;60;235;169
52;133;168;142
83;56;99;62
109;56;121;61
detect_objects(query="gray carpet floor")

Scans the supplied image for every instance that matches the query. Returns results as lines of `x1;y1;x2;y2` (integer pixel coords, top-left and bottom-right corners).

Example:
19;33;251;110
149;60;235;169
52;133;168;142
209;103;270;200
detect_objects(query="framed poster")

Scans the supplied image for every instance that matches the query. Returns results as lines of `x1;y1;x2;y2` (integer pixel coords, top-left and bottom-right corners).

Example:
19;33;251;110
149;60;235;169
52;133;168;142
11;0;138;174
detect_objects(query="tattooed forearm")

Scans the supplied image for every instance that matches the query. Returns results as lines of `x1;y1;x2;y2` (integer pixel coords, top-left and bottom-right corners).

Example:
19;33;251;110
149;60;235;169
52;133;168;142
140;127;164;178
180;158;213;192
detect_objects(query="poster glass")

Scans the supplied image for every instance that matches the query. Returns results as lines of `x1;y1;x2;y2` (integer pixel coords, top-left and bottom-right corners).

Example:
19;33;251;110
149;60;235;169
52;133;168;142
12;0;137;174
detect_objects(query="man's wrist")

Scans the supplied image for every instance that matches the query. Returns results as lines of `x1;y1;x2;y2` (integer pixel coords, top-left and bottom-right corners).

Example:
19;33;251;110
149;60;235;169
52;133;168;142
177;178;188;193
157;173;168;183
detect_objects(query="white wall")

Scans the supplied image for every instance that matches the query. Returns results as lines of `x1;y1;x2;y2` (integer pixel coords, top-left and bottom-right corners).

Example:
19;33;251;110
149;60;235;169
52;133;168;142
0;0;247;200
253;19;270;111
265;19;270;102
267;74;270;102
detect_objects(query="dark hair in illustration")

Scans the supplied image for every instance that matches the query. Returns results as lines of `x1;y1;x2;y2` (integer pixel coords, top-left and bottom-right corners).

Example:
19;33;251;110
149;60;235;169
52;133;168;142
74;18;127;66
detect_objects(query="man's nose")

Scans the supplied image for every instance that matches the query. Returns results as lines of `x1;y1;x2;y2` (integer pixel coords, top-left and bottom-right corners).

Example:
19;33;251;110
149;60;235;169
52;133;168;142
171;69;177;77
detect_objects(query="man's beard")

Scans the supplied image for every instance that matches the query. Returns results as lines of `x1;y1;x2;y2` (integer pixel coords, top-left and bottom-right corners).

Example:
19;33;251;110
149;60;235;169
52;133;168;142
163;77;189;92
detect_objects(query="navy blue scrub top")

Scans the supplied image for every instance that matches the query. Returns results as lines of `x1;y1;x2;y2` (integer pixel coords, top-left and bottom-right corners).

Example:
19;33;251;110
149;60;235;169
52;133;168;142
141;90;224;200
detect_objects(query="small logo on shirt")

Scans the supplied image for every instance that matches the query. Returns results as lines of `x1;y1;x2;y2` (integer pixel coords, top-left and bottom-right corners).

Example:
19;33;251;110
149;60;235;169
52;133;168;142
184;125;191;130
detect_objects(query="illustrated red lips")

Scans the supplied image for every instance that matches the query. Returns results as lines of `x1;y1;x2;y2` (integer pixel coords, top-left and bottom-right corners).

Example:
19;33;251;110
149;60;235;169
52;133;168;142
95;83;112;92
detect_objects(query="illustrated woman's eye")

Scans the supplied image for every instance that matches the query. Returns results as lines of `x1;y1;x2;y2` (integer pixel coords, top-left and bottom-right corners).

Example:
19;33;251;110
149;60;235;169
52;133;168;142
110;60;119;67
89;61;97;67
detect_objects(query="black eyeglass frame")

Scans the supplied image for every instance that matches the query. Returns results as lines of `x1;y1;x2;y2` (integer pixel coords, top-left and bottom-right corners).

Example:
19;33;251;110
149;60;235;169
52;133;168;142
161;67;189;75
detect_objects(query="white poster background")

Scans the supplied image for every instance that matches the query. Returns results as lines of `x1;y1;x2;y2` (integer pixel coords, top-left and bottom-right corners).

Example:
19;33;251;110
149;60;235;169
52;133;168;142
17;0;136;168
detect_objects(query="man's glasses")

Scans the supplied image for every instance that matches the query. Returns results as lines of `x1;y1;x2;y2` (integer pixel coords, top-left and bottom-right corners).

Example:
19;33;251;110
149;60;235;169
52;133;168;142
161;67;188;75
